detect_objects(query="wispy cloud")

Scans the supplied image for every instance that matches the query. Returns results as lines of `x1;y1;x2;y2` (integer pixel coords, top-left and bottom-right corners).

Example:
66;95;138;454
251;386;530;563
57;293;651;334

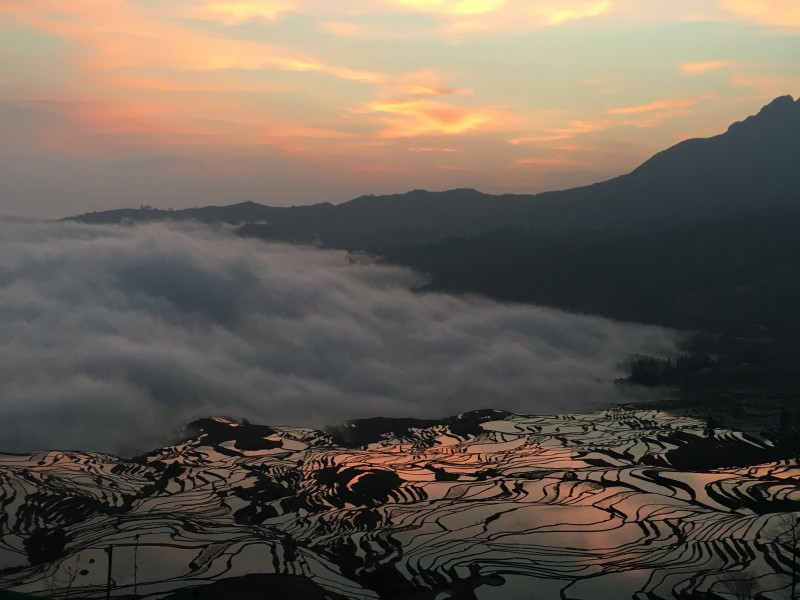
409;146;460;152
606;93;715;127
508;120;613;145
390;0;507;17
198;1;302;24
681;60;735;74
513;156;582;167
431;0;613;35
608;96;706;115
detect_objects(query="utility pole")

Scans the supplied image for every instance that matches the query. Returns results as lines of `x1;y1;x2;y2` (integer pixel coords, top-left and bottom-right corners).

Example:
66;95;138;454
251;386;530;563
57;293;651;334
94;540;191;598
791;517;799;600
105;545;114;600
134;535;139;598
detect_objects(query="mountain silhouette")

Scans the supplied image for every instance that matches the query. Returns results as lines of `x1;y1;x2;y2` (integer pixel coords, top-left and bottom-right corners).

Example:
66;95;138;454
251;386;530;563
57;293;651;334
69;95;800;249
528;94;800;229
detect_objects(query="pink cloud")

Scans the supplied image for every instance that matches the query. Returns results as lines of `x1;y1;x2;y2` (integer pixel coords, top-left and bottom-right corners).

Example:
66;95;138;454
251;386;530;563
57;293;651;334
681;60;735;74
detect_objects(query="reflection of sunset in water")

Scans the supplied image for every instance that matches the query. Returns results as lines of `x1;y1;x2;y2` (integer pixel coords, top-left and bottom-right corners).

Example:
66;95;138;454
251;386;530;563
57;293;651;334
0;409;797;598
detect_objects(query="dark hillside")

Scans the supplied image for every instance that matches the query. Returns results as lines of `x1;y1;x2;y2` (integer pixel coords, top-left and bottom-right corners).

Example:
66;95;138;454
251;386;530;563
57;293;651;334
70;96;800;250
380;205;799;335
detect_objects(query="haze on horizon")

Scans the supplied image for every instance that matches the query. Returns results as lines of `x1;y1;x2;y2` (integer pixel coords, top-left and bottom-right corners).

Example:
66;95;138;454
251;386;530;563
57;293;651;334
1;0;799;217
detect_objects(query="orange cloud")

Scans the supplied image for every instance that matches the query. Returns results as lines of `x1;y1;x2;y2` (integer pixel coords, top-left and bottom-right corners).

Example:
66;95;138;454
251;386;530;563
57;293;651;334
8;0;506;156
318;19;431;41
513;157;581;167
551;144;609;153
681;60;734;74
384;73;471;98
719;0;800;27
325;65;385;83
390;0;507;17
12;3;259;71
398;83;465;96
8;1;380;82
605;93;716;128
437;165;470;171
31;92;374;161
200;1;301;24
107;74;294;94
608;95;708;115
546;0;611;24
409;147;459;152
381;0;612;35
509;120;613;144
368;99;491;137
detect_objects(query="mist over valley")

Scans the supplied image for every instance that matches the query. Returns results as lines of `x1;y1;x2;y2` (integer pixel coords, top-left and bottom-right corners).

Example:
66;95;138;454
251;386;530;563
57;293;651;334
0;218;676;454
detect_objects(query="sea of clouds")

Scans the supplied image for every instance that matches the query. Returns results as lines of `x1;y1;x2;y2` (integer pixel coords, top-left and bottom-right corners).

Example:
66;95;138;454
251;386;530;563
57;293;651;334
0;218;677;454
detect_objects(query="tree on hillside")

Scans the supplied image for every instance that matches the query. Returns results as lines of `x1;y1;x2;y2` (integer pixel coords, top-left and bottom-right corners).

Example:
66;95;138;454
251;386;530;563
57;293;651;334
777;514;800;599
720;570;757;600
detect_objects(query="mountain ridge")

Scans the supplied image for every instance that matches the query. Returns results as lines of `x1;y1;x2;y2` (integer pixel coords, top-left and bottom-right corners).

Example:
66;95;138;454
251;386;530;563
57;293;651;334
67;95;800;249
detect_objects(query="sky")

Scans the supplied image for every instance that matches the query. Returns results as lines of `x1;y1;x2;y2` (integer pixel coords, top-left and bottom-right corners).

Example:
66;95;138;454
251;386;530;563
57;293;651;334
0;218;674;452
1;0;799;216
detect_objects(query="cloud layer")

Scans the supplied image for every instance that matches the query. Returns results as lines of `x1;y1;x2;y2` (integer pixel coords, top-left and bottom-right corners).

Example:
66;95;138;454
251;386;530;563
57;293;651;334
0;220;677;454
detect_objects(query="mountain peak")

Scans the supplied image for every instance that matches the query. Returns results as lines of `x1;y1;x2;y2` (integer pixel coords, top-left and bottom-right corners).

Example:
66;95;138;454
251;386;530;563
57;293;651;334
761;94;796;110
727;94;799;134
756;94;799;120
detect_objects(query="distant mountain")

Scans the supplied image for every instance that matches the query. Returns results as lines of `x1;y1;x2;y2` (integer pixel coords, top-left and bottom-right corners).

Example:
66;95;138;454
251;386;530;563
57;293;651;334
70;189;528;249
516;94;800;230
69;95;800;249
373;99;800;353
66;200;332;229
380;204;800;396
3;408;800;599
381;204;800;337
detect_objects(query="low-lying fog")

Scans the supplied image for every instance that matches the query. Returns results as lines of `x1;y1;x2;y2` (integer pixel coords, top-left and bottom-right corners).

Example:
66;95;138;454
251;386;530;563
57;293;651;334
0;219;677;454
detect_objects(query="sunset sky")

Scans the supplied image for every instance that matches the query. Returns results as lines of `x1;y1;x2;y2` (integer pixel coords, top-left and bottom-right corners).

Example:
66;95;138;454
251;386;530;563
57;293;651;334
1;0;799;216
